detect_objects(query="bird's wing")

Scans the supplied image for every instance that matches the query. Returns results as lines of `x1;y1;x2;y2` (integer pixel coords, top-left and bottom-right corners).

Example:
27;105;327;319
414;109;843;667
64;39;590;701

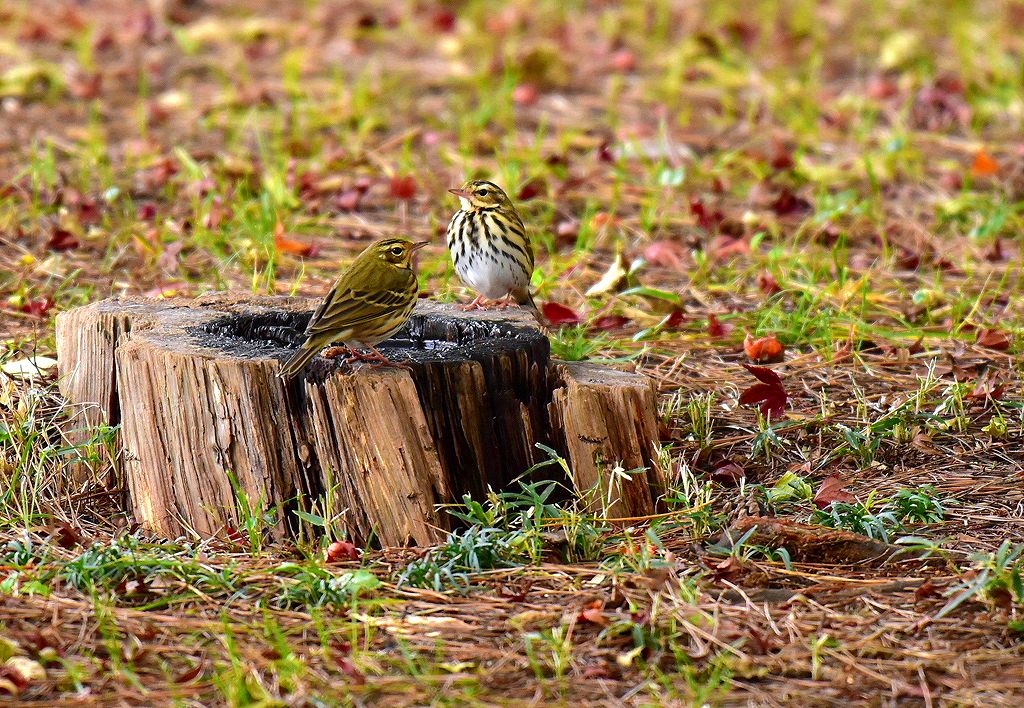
305;283;411;337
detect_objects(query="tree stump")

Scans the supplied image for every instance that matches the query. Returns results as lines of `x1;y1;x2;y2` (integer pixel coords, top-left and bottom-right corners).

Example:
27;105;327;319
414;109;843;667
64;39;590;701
56;295;668;546
549;363;664;519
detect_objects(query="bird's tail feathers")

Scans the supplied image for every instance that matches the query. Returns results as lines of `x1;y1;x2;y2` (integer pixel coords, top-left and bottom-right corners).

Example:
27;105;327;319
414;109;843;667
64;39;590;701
277;343;321;380
517;288;548;329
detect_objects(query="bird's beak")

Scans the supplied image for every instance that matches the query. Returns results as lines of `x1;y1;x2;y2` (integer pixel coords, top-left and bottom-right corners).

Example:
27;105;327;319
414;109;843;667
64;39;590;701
411;240;430;252
448;188;473;199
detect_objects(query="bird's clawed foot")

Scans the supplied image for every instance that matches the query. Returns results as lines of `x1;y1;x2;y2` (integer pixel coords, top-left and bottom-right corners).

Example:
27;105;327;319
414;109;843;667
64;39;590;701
321;345;354;360
459;295;490;311
352;346;412;371
492;296;519;310
461;295;520;311
320;346;410;371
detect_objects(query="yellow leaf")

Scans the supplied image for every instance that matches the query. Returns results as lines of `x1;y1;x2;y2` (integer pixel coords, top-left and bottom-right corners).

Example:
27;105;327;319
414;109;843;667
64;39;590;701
585;250;629;297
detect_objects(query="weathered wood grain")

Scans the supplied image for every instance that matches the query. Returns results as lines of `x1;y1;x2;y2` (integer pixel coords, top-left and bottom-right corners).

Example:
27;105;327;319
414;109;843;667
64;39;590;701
548;362;668;519
56;295;668;545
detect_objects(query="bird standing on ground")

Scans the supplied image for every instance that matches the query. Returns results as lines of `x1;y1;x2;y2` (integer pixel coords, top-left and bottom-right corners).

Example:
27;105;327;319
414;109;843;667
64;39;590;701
445;180;538;312
277;237;429;380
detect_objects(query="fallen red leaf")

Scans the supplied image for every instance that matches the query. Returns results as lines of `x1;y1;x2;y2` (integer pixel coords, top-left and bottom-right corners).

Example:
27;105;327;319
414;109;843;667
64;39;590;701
866;74;899;100
274;221;319;257
710;555;746;583
389;174;417;200
70;71;102;100
139;202;159;221
976;328;1011;351
690;197;723;230
967;379;1006;403
326;540;361;563
142;157;179;190
707;314;734;337
545;153;568;167
770;187;813;216
738;364;788;419
770;138;795;170
643;240;688;270
914;579;942;601
582;664;614;679
744;333;785;363
590;314;630;331
758;271;782;296
0;664;31;695
336;188;366;212
813;474;857;509
432;9;457;32
336;656;366;685
224;526;246;546
158;240;185;273
541;302;582;326
991;586;1014;609
51;522;83;549
579;607;608;626
47;228;79;252
610;49;637;72
939;170;963;191
18;298;55;318
664;309;686;328
710;460;745;486
971;149;1000;178
984;238;1005;262
174;664;204;684
517;177;546;201
512;83;539;106
711;235;751;260
555;219;580;242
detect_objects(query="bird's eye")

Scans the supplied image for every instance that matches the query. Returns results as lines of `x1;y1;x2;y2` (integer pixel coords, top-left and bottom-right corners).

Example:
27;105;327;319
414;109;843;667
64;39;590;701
476;189;488;197
391;246;404;256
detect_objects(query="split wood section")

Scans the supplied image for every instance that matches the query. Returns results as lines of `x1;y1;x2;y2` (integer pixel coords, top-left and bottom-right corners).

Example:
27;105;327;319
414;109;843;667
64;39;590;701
56;295;667;546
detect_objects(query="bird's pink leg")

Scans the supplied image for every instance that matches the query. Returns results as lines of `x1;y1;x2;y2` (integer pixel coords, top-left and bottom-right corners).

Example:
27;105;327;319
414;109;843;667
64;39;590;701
353;346;412;371
493;295;519;310
460;294;491;311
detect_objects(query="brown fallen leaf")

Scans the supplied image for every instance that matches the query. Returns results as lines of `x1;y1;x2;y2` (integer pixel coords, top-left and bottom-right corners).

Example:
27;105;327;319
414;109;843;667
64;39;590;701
914;579;942;601
976;328;1010;351
911;431;942;455
710;460;745;486
813;474;856;509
